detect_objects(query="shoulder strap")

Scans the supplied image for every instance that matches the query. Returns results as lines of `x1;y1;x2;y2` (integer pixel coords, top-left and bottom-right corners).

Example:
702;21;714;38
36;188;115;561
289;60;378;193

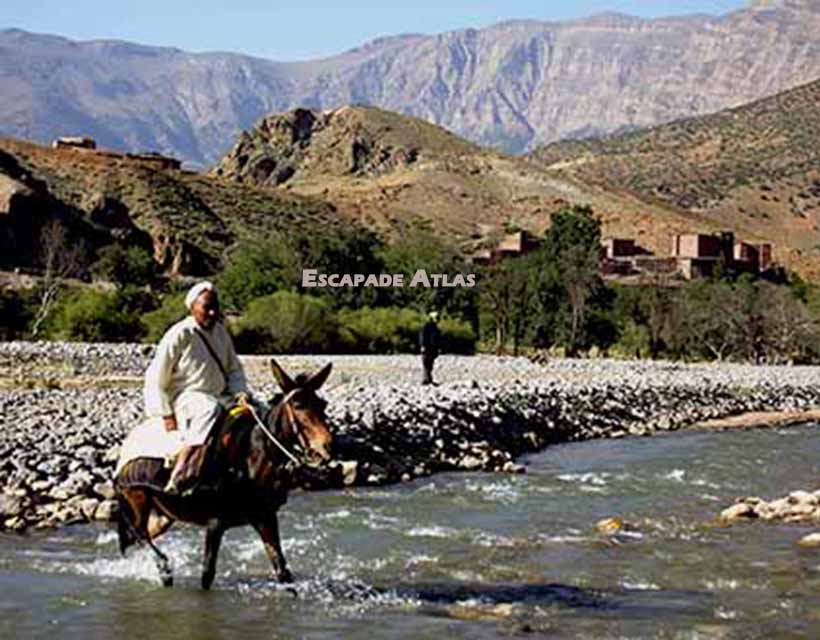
194;327;228;392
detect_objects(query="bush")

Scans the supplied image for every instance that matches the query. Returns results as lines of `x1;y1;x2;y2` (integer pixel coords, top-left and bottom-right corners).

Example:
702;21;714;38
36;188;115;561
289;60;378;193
337;306;424;353
140;292;187;343
234;291;337;354
48;289;143;342
91;244;155;288
218;240;292;311
337;306;476;354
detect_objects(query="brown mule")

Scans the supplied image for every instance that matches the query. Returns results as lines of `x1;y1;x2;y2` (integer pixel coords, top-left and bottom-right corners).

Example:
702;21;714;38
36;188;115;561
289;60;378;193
114;359;334;589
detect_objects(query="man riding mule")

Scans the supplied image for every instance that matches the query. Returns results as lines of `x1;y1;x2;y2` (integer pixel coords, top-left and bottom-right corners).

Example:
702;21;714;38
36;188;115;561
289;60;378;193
142;281;249;495
115;358;334;589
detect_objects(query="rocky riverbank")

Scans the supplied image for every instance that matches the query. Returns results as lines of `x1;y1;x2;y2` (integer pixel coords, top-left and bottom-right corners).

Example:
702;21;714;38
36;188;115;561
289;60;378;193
3;341;820;533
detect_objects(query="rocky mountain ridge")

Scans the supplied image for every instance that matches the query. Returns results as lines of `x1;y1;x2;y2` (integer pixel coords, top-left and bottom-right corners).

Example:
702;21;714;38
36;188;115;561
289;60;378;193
2;1;820;164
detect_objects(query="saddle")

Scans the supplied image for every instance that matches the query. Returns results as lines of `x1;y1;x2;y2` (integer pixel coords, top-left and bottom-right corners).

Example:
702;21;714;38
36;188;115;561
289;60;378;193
117;403;256;496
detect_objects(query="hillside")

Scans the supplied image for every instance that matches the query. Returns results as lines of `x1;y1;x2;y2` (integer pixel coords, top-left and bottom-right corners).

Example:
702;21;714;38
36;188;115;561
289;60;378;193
3;1;820;164
530;78;820;275
0;138;345;276
212;105;743;259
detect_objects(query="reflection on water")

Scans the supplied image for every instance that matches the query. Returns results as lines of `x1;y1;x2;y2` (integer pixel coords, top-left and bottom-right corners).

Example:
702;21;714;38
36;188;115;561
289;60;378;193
4;424;820;638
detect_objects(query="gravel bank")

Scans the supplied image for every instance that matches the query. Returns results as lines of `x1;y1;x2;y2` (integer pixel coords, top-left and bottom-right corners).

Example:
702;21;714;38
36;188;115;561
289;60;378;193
3;341;820;533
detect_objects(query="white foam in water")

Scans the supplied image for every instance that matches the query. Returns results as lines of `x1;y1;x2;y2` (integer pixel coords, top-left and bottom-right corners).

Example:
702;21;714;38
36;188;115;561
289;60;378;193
621;579;661;590
320;508;352;520
472;531;518;547
95;530;119;546
664;469;686;482
704;578;741;591
34;530;202;583
405;554;438;567
536;534;591;544
406;525;459;538
464;479;522;504
557;472;609;486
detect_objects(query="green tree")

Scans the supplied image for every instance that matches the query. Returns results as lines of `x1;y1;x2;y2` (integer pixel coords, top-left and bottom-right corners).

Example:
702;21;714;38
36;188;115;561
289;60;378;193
48;289;143;342
379;229;479;327
218;238;293;311
537;205;603;355
91;244;155;288
234;291;337;354
141;292;187;342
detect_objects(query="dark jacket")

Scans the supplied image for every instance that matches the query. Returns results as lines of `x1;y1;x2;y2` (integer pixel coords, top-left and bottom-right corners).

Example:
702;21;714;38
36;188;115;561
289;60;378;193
419;321;440;355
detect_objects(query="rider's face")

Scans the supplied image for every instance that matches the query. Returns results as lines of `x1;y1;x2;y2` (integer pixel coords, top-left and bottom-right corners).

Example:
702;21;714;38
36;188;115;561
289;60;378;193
192;290;219;329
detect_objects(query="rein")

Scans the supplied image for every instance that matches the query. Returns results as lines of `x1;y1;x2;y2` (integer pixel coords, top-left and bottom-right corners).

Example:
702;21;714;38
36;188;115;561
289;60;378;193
247;389;302;467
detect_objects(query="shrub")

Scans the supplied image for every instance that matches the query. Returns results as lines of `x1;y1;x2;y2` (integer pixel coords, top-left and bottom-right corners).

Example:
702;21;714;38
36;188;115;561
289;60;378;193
91;244;156;288
140;292;187;343
234;292;337;354
218;239;292;311
337;306;476;354
48;289;143;342
337;306;424;353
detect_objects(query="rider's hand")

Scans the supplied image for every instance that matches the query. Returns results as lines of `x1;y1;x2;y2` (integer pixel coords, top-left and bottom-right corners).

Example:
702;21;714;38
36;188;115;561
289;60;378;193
163;415;178;432
235;392;251;408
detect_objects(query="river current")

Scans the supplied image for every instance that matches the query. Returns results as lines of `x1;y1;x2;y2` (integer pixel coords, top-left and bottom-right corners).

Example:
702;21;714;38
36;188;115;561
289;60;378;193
3;424;820;638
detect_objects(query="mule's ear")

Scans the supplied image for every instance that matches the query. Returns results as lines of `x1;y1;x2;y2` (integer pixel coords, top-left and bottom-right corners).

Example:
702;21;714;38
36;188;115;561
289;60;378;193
270;358;296;393
305;362;332;391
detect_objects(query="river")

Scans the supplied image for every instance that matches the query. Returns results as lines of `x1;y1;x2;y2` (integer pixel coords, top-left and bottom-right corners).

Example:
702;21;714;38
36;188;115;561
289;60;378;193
3;424;820;638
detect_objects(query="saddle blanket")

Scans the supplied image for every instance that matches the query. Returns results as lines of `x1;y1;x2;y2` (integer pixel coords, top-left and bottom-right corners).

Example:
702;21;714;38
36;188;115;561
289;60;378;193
115;417;185;476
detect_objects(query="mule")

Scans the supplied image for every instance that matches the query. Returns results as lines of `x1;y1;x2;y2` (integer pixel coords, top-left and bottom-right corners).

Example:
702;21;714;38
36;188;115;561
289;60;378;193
114;359;333;589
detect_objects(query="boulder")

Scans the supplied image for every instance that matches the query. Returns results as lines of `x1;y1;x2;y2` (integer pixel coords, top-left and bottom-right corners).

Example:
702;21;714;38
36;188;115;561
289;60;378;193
340;461;358;486
720;502;757;522
0;493;24;518
94;500;118;521
798;532;820;547
595;517;624;534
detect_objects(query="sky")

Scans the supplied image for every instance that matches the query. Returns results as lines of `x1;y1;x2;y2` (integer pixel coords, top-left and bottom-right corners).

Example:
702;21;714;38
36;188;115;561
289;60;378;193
1;0;750;60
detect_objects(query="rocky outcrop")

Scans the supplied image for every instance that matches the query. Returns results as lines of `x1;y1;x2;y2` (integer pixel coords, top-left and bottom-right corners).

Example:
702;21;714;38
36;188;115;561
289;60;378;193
213;106;455;187
720;490;820;524
3;2;820;164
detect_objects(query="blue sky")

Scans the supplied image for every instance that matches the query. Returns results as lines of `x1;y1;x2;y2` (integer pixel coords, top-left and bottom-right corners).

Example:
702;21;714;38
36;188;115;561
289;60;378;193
1;1;749;60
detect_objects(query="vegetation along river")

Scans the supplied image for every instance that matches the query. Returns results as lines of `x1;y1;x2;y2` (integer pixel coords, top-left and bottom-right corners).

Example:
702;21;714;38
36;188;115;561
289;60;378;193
3;423;820;638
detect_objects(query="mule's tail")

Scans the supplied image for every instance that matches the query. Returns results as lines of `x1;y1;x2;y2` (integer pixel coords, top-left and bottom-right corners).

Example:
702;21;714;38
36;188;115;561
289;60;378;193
116;492;138;556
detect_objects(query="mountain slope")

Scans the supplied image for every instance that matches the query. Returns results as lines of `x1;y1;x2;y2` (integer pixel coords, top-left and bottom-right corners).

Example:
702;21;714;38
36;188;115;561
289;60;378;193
0;137;345;275
3;1;820;164
211;105;743;261
529;78;820;274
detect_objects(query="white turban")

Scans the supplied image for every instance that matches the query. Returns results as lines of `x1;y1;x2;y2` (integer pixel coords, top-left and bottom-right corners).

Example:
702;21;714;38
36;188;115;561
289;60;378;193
184;281;216;310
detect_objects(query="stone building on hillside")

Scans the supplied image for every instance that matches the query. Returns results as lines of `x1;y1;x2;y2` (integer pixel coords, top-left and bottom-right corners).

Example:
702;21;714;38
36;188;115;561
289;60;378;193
472;230;540;265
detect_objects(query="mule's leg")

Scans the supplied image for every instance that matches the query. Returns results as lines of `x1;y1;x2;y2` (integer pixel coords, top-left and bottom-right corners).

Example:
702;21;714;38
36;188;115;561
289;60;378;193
253;516;293;583
122;489;174;587
202;519;225;590
147;512;174;540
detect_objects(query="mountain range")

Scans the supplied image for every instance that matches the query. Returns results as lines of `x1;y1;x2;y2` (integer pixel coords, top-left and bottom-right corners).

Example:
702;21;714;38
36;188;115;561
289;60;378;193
2;0;820;166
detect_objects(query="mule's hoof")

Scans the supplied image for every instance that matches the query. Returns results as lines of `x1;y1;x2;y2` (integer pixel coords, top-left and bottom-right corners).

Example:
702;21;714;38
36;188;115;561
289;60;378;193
278;569;294;584
161;575;174;588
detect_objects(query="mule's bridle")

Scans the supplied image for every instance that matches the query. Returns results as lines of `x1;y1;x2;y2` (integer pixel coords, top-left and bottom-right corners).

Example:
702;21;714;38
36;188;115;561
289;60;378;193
249;388;307;467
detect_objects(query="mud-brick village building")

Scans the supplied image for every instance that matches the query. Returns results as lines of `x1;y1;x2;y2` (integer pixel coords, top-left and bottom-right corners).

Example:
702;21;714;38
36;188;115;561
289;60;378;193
472;230;541;265
474;228;774;282
603;231;774;280
50;136;182;171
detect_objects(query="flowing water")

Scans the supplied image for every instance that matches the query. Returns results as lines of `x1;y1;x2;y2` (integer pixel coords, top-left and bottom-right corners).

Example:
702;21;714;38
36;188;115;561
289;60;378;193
4;424;820;639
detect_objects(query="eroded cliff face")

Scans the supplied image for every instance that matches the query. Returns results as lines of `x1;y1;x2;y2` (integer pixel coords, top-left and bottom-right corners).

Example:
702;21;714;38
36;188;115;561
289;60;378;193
2;2;820;165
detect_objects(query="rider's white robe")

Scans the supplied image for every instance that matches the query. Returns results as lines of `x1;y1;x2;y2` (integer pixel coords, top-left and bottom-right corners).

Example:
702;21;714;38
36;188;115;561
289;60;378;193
143;316;248;447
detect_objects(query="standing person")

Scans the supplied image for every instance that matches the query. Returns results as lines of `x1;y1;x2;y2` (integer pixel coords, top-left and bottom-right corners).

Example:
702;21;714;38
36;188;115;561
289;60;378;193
143;281;249;494
419;311;441;385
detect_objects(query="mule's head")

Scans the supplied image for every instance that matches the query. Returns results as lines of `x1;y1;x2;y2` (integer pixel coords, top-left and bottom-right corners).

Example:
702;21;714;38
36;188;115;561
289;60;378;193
269;359;333;465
